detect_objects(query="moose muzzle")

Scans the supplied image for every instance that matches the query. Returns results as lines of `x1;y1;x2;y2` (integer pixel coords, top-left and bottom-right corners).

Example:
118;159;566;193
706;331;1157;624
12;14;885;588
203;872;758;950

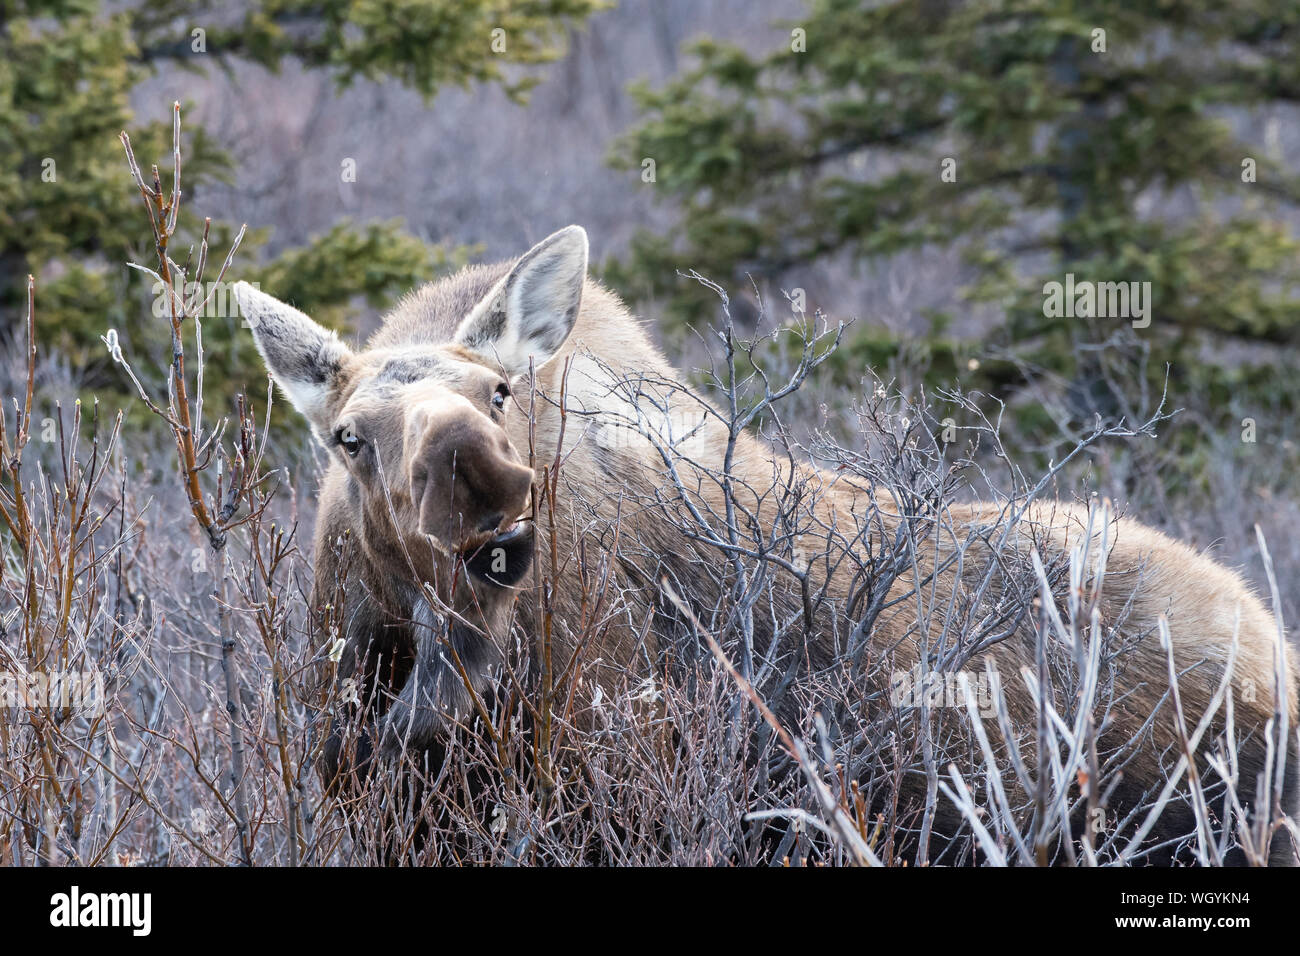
407;399;534;575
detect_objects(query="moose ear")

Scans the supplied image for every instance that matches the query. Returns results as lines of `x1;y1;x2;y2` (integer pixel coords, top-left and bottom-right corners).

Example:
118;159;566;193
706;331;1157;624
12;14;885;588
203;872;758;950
453;225;588;378
234;282;351;434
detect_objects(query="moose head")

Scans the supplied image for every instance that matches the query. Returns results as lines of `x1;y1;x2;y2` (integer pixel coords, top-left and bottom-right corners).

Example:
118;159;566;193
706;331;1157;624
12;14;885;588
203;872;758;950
234;225;589;592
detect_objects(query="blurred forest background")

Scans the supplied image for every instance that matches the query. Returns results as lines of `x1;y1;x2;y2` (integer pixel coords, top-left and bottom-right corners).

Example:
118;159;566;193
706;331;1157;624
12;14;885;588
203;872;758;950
4;0;1300;607
4;0;1300;867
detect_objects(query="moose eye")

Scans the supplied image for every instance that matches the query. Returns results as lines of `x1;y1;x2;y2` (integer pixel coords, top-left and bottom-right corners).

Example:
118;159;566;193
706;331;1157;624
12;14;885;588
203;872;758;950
492;383;510;411
335;424;362;459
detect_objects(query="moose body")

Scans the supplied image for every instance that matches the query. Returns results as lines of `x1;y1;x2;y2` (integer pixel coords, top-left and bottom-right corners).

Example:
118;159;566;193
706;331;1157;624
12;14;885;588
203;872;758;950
236;226;1299;865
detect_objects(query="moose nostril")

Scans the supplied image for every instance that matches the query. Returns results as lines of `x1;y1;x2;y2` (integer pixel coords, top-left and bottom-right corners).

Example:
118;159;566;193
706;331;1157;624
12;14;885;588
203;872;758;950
477;512;505;533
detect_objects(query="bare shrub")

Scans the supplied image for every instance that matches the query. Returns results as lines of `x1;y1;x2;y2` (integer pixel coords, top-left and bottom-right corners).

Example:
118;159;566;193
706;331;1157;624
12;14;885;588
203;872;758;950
1;112;1294;867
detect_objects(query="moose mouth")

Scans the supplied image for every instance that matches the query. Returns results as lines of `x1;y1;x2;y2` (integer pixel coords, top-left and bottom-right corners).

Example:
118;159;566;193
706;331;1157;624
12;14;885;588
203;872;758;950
459;519;535;588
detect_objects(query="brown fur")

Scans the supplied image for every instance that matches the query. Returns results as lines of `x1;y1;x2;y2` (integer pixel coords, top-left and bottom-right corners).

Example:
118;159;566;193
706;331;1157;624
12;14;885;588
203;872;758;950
243;233;1299;865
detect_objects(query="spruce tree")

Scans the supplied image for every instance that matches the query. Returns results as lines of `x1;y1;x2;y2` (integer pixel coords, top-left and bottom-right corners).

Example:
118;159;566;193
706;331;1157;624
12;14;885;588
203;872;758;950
611;0;1300;444
2;0;600;404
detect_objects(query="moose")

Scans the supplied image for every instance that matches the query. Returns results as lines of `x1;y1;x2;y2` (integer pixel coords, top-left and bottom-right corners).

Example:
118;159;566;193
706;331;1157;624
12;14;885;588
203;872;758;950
235;225;1298;865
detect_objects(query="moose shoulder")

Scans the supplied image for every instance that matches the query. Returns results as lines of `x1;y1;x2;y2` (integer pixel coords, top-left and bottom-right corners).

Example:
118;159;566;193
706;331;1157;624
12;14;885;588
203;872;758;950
236;225;1299;865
